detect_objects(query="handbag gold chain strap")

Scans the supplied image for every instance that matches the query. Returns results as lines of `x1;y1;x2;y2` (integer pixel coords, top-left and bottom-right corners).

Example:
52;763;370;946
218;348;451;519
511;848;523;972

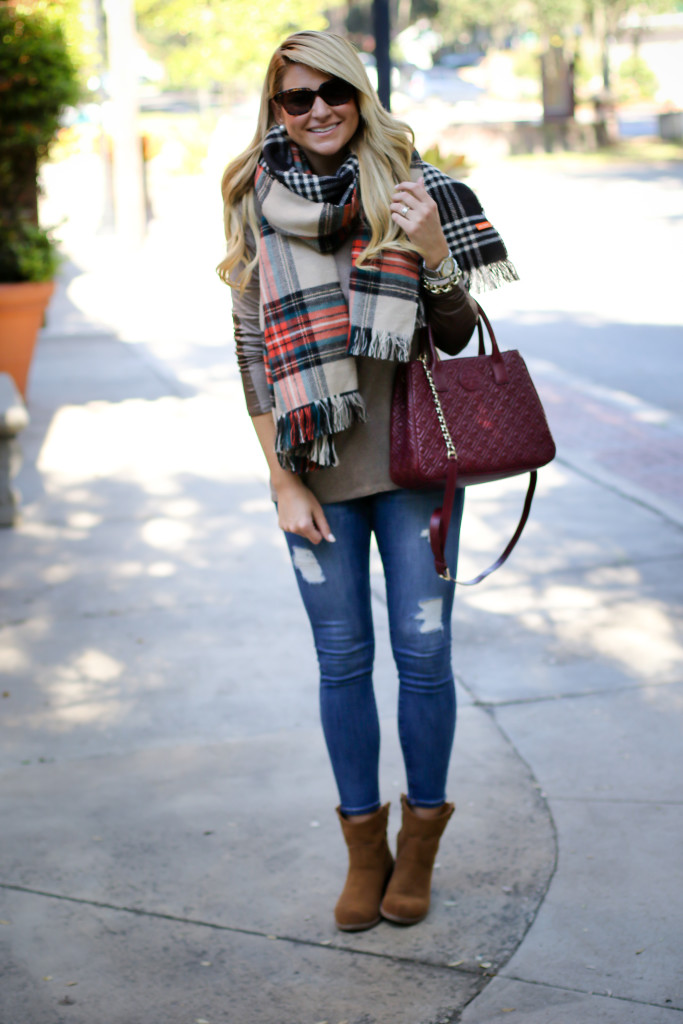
419;353;458;461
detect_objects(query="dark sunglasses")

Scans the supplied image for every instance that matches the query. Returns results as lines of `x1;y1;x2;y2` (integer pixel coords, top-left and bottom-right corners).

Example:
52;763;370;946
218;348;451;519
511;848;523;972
272;77;356;116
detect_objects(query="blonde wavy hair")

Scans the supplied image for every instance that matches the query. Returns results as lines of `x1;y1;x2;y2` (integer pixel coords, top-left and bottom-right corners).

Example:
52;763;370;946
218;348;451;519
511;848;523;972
217;30;418;291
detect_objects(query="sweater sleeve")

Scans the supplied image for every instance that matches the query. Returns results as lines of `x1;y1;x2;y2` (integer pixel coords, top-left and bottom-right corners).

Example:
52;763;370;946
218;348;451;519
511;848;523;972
231;242;273;417
423;281;479;357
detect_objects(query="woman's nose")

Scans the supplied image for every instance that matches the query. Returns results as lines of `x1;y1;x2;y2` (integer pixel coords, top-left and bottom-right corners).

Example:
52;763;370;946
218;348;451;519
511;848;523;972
310;94;334;118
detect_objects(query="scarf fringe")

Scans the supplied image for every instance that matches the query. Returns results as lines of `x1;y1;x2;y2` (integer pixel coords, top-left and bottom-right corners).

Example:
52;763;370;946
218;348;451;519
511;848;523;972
275;392;367;464
465;258;520;295
348;328;412;362
278;435;337;474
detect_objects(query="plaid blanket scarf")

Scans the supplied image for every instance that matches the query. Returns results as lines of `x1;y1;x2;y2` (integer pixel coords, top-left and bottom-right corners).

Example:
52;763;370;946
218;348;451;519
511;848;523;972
257;124;517;472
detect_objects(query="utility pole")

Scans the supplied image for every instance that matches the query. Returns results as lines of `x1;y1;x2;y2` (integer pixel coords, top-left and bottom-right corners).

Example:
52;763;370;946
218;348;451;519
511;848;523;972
90;0;114;230
103;0;145;248
373;0;391;110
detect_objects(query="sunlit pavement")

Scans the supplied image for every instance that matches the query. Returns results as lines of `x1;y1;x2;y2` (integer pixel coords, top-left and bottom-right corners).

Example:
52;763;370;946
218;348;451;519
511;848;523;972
1;150;682;1023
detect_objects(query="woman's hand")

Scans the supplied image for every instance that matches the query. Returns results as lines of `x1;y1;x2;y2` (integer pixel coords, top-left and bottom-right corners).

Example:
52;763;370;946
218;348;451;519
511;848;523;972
390;176;449;269
250;412;334;546
276;475;335;546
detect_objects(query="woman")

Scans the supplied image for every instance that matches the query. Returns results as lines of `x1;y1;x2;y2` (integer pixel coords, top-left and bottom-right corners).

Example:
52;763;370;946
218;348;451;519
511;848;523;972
219;30;516;932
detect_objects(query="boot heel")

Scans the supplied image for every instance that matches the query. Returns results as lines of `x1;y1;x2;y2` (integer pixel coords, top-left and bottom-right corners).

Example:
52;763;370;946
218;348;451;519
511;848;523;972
334;803;394;932
380;794;454;925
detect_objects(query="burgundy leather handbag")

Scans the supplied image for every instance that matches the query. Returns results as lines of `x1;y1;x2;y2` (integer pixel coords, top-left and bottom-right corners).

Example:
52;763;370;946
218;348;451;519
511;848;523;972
390;302;556;583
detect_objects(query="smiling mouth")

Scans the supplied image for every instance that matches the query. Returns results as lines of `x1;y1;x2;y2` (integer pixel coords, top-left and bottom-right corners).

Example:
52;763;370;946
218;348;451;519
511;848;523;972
309;124;340;135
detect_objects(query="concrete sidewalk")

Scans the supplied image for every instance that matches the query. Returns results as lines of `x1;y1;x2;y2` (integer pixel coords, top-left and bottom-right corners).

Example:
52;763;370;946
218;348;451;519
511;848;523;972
1;159;683;1024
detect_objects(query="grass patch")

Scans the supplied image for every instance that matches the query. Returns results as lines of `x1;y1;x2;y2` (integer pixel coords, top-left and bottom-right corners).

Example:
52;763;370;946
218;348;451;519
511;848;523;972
506;137;683;167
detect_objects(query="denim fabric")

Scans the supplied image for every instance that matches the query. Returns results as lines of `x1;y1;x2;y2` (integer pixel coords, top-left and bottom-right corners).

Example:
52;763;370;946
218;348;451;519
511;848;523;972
284;487;464;815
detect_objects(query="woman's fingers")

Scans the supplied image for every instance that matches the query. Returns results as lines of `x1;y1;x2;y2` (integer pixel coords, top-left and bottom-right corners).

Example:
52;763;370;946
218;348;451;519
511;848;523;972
392;175;428;209
391;176;448;265
279;507;321;544
394;176;426;193
391;176;437;226
312;504;335;544
277;487;335;545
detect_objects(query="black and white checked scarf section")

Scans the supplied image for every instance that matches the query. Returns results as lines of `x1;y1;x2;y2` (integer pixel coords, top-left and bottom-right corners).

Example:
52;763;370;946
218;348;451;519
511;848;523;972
260;124;358;206
260;125;518;294
417;156;519;292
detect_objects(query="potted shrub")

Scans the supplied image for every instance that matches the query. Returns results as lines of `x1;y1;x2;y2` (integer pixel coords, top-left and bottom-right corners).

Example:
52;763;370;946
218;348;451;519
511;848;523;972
0;3;80;398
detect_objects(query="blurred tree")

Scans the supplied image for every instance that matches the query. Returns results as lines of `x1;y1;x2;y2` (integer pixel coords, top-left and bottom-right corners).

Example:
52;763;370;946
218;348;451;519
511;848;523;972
435;0;675;53
616;52;658;98
0;2;80;282
3;0;100;82
343;0;439;41
435;0;585;49
435;0;524;50
531;0;584;37
345;1;374;38
134;0;343;92
584;0;676;90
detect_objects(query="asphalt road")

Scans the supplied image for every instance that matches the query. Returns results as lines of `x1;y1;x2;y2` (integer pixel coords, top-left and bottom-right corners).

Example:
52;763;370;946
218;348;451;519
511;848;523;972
468;158;683;415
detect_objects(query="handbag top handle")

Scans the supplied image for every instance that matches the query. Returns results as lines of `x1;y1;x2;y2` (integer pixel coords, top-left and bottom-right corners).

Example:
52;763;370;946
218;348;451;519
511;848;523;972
423;302;507;385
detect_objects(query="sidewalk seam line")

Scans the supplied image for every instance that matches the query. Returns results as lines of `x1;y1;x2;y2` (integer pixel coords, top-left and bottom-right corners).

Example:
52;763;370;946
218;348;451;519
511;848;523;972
468;678;683;708
0;882;483;978
456;676;682;1019
549;796;683;806
459;699;560;967
498;971;683;1013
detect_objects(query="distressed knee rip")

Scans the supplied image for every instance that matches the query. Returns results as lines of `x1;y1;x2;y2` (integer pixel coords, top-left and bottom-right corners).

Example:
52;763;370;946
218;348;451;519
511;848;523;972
292;546;326;585
415;597;444;633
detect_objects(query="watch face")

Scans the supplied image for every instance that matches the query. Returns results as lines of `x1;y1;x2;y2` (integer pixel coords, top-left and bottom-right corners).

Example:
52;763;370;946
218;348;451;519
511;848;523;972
440;256;456;277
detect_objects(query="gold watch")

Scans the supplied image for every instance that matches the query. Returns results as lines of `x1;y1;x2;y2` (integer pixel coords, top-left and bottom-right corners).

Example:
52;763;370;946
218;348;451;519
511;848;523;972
423;252;457;279
422;251;463;294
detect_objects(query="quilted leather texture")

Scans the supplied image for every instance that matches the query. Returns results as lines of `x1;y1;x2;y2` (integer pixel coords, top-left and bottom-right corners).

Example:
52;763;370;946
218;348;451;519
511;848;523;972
390;350;556;490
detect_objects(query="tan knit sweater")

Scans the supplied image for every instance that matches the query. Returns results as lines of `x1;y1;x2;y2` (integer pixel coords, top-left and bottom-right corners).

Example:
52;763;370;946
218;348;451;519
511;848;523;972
232;235;478;503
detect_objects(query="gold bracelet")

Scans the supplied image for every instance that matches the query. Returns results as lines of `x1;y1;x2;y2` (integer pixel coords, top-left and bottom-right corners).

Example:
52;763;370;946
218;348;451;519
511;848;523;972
422;266;463;294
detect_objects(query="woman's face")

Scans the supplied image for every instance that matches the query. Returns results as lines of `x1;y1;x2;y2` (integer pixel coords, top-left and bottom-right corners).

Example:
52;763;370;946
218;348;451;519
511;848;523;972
273;64;360;176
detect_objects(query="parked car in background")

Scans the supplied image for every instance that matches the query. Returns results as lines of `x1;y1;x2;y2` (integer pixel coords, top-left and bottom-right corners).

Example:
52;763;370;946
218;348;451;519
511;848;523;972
358;52;402;92
436;51;486;70
405;62;484;102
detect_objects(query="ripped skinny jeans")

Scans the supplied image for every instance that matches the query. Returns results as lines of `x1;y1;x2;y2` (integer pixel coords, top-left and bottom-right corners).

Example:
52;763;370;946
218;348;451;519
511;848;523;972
284;487;465;816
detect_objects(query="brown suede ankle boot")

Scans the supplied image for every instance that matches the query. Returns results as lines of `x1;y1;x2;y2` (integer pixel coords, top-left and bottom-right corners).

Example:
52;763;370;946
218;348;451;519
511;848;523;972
380;794;454;925
334;803;394;932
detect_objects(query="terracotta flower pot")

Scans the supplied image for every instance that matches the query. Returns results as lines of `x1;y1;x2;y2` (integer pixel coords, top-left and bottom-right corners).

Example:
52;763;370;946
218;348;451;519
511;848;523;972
0;280;55;399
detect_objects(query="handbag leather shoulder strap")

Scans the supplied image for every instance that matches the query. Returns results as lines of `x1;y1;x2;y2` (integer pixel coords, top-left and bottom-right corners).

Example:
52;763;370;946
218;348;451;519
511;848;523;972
429;465;538;585
422;301;545;583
